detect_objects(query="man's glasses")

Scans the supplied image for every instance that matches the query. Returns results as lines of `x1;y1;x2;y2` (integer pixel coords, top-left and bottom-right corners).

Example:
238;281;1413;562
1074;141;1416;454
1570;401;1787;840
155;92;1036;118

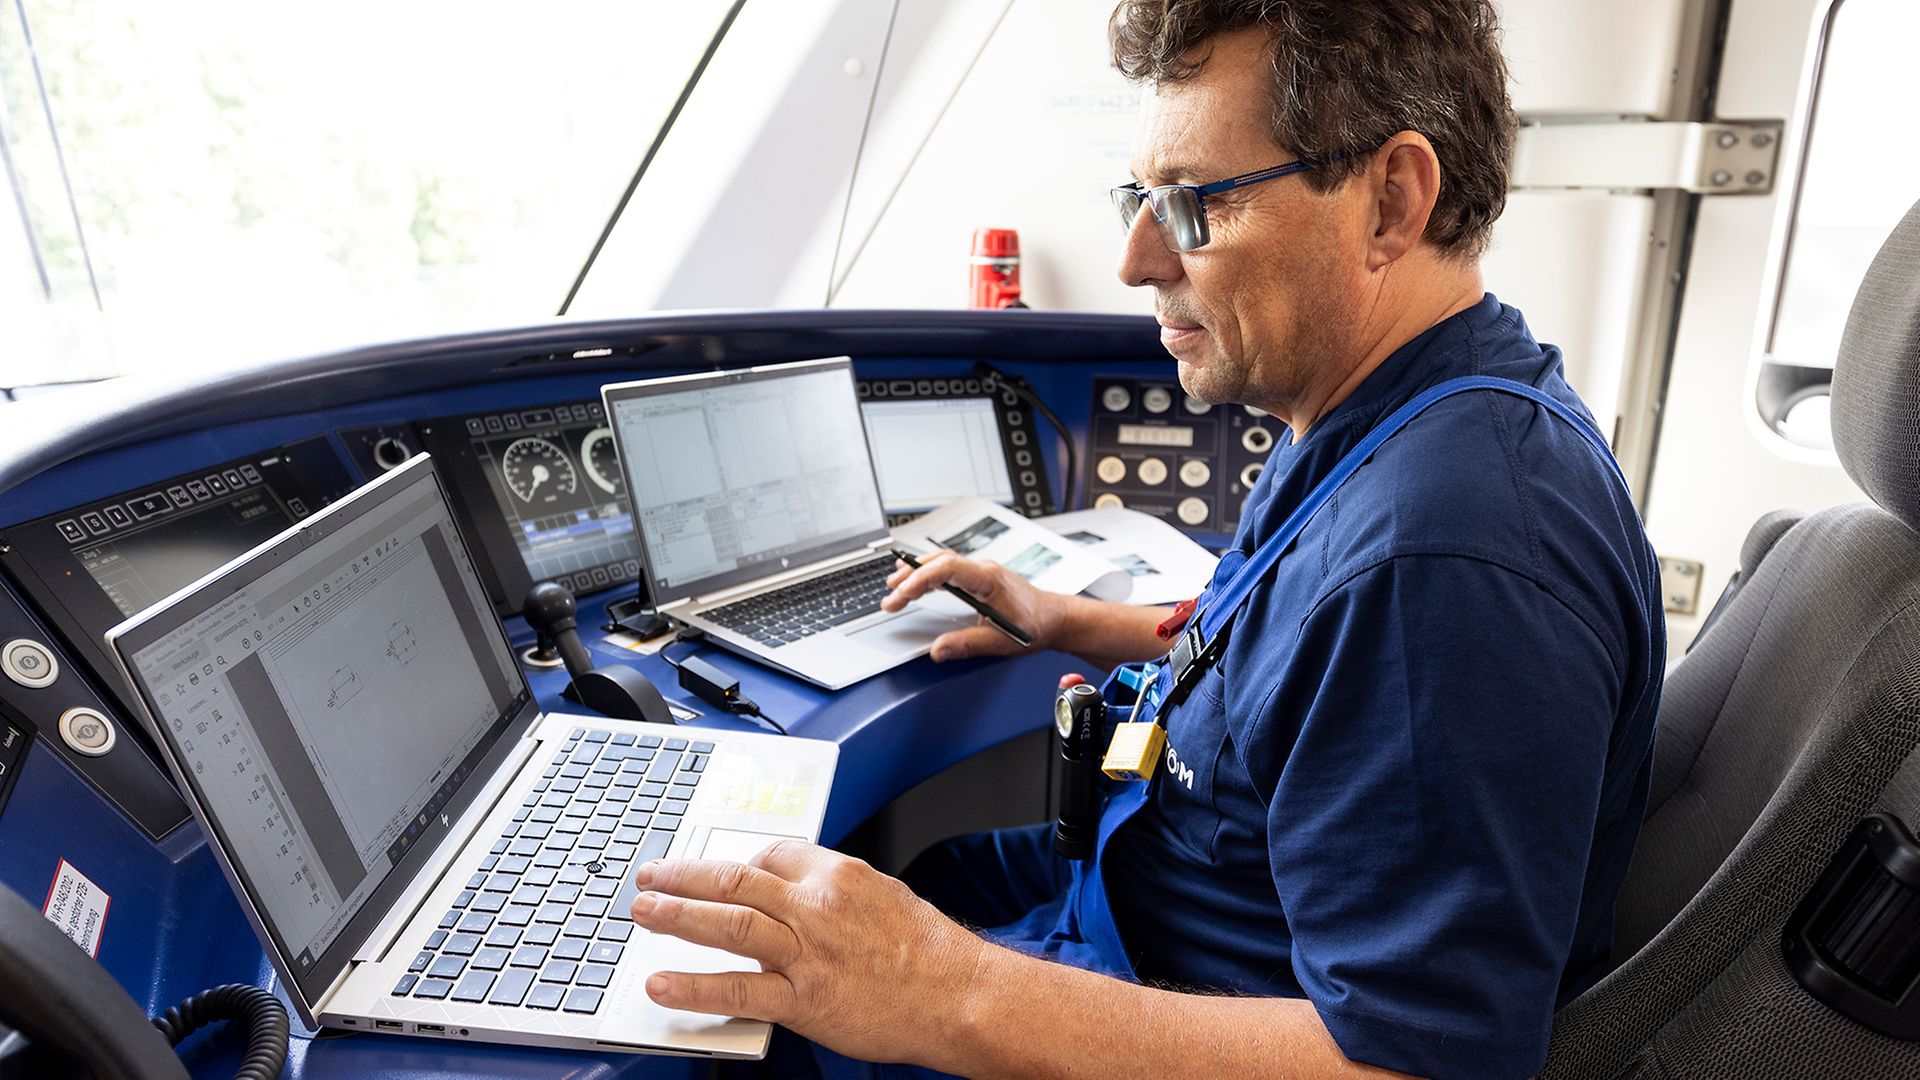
1111;160;1317;252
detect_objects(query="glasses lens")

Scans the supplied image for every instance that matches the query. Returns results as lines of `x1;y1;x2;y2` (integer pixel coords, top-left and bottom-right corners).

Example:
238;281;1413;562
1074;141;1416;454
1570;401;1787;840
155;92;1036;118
1153;186;1209;251
1111;187;1146;235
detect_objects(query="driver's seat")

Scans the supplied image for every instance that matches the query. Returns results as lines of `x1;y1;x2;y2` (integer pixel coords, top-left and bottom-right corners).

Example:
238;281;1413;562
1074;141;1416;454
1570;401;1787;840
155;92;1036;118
1543;199;1920;1077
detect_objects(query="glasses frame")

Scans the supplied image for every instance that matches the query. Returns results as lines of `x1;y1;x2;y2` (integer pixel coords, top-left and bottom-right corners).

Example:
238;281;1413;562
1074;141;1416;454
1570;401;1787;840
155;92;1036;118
1112;159;1317;252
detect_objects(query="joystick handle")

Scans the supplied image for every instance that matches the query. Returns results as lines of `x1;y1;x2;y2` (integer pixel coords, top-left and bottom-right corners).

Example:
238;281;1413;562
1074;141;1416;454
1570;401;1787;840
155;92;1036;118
523;582;594;678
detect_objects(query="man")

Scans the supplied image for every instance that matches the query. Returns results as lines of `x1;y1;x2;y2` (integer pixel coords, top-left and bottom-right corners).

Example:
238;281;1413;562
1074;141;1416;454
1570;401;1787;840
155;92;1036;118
627;2;1665;1076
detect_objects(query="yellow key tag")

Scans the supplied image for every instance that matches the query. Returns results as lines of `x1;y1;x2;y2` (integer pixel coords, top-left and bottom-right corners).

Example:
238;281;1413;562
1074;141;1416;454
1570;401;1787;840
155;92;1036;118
1101;721;1166;782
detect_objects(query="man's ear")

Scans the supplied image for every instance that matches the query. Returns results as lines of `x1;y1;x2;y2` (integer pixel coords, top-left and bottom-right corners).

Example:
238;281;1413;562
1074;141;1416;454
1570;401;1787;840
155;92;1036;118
1365;131;1443;271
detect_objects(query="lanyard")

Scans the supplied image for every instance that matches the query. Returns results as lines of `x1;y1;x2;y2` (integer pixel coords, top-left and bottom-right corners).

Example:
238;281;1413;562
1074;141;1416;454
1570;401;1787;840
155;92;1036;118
1127;375;1622;731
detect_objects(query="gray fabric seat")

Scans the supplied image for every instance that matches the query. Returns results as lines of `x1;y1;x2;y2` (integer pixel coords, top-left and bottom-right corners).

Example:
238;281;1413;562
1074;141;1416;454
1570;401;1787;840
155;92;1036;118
1543;200;1920;1078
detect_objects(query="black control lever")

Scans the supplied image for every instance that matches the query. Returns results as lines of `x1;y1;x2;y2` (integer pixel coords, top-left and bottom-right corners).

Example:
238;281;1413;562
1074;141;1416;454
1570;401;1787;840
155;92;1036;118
522;583;672;725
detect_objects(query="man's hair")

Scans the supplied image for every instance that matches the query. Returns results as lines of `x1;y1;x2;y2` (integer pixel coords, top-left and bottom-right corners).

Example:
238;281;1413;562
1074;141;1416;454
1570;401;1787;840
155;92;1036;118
1110;0;1516;259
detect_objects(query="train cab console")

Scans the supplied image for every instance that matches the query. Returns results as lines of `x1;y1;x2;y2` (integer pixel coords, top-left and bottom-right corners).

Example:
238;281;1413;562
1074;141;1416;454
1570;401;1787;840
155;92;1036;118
0;308;1264;1078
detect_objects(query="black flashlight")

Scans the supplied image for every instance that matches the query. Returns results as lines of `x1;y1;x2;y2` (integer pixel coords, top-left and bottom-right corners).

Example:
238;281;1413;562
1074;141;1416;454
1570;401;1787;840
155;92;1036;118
1053;681;1104;859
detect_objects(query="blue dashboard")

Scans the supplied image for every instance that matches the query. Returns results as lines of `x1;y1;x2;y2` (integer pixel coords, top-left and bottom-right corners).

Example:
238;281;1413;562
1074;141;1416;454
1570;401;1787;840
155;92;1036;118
0;309;1279;1077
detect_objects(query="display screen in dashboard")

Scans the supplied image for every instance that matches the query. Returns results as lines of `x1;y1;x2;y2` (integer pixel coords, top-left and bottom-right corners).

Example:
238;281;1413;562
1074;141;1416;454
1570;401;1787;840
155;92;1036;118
0;437;356;723
415;400;643;613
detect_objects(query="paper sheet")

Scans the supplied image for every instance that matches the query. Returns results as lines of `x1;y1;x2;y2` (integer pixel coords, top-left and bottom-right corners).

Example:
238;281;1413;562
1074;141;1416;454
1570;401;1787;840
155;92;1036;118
1039;506;1221;607
891;498;1132;601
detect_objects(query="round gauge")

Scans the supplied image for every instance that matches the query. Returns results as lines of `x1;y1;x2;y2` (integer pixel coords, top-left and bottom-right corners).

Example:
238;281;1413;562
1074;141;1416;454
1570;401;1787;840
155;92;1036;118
1102;385;1133;413
581;427;622;495
501;437;577;502
1054;693;1075;739
1142;386;1173;414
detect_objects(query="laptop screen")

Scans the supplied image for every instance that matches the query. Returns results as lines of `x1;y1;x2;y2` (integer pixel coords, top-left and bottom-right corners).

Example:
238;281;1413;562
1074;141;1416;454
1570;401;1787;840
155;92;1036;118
110;456;529;1005
604;358;888;604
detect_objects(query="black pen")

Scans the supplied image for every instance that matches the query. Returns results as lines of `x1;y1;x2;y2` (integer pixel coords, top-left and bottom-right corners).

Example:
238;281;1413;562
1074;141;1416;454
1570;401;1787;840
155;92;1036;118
890;547;1034;649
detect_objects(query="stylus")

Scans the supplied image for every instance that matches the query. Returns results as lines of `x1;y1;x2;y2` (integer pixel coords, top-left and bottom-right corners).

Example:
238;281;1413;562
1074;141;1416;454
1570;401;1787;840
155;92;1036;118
890;547;1035;649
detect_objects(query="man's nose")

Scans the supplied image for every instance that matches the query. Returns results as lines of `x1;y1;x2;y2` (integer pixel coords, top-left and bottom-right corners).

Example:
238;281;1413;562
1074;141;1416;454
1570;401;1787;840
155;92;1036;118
1117;201;1183;289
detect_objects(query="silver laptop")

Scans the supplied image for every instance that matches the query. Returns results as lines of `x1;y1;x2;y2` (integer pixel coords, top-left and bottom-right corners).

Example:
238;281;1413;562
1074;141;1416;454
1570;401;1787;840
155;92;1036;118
603;357;970;690
104;453;837;1059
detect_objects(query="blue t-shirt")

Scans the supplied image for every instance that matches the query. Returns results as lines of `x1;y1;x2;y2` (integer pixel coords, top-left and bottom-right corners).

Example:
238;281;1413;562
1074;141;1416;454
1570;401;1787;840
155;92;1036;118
1101;295;1665;1079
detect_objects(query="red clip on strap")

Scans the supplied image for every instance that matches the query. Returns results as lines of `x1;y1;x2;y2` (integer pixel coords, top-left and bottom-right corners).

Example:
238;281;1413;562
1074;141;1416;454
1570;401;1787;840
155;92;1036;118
1156;598;1199;641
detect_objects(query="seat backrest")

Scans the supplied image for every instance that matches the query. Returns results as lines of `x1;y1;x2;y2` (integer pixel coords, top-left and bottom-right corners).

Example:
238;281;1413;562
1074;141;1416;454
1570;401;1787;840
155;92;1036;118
1544;199;1920;1077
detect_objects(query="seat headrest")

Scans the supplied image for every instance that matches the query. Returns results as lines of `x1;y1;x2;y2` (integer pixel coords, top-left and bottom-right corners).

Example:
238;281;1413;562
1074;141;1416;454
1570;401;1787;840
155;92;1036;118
1833;197;1920;532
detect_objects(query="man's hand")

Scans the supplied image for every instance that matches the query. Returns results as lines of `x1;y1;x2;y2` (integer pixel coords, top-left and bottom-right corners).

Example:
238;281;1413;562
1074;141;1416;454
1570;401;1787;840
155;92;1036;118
631;842;988;1065
882;551;1070;662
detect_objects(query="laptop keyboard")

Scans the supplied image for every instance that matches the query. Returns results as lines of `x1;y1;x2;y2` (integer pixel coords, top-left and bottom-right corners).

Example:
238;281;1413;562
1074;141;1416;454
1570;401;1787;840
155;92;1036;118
704;554;895;647
389;728;712;1017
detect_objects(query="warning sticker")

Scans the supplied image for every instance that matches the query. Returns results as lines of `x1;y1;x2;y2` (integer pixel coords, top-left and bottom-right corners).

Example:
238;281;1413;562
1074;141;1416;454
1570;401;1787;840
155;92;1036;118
42;859;109;958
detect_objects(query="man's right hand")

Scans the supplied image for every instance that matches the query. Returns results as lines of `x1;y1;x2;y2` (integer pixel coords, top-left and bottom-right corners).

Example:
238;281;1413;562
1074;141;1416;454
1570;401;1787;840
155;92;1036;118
882;552;1068;662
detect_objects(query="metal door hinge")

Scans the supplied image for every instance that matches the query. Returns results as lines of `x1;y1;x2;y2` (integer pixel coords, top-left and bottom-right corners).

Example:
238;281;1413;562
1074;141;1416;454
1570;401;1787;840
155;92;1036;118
1511;120;1785;195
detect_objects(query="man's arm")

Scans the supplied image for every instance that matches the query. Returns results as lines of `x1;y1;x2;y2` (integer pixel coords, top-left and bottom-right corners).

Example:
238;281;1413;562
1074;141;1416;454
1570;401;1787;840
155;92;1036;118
630;844;1413;1080
883;552;1168;670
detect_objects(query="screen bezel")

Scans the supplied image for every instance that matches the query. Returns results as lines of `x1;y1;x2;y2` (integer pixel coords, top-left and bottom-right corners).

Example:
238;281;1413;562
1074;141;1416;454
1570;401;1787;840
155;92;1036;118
603;357;889;606
104;454;537;1017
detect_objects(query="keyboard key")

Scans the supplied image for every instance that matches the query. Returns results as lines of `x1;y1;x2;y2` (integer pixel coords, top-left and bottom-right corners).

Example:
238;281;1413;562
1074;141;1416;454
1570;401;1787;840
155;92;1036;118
551;883;583;905
489;968;536;1007
665;738;688;751
499;904;536;927
485;926;521;949
414;978;453;1000
564;915;599;938
499;855;532;873
470;892;507;914
638;830;673;862
586;876;620;899
639;782;668;799
473;947;510;971
587;941;624;965
560;864;590;885
466;872;487;890
526;868;558;888
654;814;682;833
574;898;610;919
458;912;492;934
524;923;560;947
439;909;462;928
598;921;634;943
638;734;663;748
613;732;636;746
646;753;683;782
578;964;615;989
480;855;500;871
669;784;698;802
485;873;517;892
691;741;714;753
426;930;448;950
392;973;419;996
428;955;467;979
563;988;604;1014
512;945;548;968
537;902;571;924
452;970;494;1003
554;936;588;962
525;984;565;1010
409;951;431;972
443;933;481;956
511;884;545;907
540;960;578;984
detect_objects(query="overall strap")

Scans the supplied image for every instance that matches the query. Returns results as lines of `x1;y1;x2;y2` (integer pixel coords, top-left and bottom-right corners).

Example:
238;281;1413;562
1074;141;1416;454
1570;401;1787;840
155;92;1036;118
1157;375;1620;714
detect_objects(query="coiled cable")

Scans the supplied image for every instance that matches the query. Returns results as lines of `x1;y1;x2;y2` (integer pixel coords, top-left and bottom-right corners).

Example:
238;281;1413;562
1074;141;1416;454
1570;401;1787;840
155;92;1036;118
151;983;289;1080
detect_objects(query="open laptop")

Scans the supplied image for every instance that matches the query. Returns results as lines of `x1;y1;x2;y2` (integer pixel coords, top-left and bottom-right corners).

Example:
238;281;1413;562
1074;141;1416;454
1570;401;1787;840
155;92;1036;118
603;357;971;690
105;453;837;1058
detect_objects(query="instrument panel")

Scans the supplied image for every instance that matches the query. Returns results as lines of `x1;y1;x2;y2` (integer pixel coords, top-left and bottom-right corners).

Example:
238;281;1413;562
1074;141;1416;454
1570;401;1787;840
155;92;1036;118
856;374;1054;525
1082;376;1280;536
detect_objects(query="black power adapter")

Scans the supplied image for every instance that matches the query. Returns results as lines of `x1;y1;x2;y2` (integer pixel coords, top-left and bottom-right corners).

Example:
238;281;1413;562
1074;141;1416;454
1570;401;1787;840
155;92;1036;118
669;647;786;734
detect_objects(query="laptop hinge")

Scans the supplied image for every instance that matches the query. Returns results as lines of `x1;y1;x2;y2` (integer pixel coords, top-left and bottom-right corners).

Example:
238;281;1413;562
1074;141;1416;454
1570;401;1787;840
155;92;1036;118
347;735;540;969
686;544;890;608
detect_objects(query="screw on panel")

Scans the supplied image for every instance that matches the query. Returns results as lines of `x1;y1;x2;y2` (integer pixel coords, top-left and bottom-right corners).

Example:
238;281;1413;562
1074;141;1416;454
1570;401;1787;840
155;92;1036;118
1716;130;1740;149
1752;131;1774;149
1711;170;1733;187
1746;170;1768;186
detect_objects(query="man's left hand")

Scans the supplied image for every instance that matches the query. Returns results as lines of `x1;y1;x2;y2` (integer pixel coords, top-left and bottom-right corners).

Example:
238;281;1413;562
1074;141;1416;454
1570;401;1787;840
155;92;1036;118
630;840;988;1064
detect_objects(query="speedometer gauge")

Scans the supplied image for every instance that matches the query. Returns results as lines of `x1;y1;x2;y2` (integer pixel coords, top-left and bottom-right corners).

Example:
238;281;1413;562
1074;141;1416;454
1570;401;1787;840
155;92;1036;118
581;427;622;495
501;437;577;502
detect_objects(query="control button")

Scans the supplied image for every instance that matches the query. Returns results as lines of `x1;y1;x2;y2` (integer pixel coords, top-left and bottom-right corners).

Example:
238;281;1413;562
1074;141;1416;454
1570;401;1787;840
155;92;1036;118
1177;497;1211;527
1014;450;1033;467
187;480;212;501
485;416;505;433
1019;470;1037;488
1137;458;1169;486
128;493;171;520
205;473;230;495
503;414;522;431
166;486;193;508
1244;405;1268;418
466;419;487;436
1093;493;1125;510
1183;395;1212;415
1024;491;1043;508
1010;430;1029;447
525;409;554;427
56;519;86;543
59;707;115;757
1240;462;1265;490
288;498;309;517
1101;385;1133;413
80;512;109;536
1096;456;1127;484
1142;387;1173;414
1242;427;1275;454
240;465;262;483
222;469;246;489
916;380;934;395
1179;460;1212;488
103;504;133;529
932;380;950;395
372;437;412;471
3;639;59;688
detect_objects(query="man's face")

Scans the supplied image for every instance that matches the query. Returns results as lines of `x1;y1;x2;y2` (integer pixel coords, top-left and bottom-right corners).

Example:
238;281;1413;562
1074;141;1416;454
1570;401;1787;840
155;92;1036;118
1118;29;1371;415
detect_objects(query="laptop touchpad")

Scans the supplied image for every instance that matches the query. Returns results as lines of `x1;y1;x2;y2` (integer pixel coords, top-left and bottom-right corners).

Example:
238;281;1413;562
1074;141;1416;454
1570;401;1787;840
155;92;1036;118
845;608;970;648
